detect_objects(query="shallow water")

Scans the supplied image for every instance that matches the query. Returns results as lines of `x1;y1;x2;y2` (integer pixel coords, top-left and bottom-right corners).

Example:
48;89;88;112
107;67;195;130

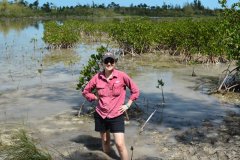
1;20;239;160
133;67;238;129
0;20;239;126
0;21;99;91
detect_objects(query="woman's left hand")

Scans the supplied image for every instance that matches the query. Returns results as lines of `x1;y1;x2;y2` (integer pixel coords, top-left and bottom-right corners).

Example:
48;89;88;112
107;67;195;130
119;105;128;113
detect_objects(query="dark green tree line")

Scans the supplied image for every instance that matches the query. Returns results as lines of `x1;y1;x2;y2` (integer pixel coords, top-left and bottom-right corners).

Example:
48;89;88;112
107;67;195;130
0;0;221;18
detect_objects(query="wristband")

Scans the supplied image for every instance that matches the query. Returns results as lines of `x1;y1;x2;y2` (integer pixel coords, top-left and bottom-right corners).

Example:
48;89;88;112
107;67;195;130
126;104;130;109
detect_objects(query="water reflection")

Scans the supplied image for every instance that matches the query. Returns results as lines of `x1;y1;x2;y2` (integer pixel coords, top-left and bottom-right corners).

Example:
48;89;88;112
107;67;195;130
0;19;40;36
43;49;80;66
0;20;99;92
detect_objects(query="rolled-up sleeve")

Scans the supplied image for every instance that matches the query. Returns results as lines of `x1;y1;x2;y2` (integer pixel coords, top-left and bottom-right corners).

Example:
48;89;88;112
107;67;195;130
123;73;140;101
82;75;97;102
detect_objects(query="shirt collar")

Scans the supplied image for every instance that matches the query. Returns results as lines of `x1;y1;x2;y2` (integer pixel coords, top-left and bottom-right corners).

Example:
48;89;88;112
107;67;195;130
99;69;118;79
112;69;118;78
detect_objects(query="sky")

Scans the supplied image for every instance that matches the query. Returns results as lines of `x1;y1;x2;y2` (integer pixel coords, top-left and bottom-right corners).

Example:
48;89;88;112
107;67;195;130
25;0;239;9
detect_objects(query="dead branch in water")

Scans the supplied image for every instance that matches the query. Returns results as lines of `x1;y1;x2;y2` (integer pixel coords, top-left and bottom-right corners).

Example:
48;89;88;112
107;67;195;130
218;66;240;92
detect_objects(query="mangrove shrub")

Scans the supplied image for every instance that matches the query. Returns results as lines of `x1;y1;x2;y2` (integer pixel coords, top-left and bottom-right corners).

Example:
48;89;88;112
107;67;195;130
76;46;107;91
43;20;79;49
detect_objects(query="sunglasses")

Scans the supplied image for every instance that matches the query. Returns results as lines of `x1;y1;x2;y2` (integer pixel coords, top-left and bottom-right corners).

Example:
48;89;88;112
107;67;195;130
104;58;115;64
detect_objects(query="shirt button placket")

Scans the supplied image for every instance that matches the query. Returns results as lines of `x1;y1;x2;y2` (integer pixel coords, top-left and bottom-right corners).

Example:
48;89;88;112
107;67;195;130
107;82;110;97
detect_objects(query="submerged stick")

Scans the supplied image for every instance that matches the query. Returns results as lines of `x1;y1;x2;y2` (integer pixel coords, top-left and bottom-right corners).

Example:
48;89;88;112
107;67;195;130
78;100;86;117
140;109;157;132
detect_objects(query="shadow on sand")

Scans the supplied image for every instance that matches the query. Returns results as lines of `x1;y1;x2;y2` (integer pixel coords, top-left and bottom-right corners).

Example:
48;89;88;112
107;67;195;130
70;135;120;160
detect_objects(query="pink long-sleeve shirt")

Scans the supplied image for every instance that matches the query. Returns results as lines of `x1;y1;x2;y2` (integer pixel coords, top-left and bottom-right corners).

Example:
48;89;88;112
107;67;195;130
82;69;140;119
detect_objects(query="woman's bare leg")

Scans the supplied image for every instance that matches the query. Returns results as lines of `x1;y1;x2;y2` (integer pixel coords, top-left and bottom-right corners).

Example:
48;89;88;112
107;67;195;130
113;133;128;160
100;131;111;154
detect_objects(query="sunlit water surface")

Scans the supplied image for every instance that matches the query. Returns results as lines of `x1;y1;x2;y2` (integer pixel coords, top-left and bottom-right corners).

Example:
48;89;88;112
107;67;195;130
0;21;239;132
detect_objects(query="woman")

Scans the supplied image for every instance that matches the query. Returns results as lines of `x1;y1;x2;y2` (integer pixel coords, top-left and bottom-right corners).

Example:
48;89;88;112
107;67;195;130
82;52;140;160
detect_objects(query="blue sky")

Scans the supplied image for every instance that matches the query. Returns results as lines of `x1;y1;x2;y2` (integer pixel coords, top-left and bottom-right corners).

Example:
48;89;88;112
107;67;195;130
25;0;239;9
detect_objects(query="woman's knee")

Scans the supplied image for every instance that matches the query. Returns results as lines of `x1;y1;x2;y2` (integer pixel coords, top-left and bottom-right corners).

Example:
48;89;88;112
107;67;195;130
101;132;110;144
115;141;125;150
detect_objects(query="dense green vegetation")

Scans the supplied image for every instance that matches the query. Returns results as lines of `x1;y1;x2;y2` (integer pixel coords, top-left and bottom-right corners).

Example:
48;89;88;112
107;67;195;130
43;16;237;64
0;0;220;18
43;20;79;48
219;0;240;66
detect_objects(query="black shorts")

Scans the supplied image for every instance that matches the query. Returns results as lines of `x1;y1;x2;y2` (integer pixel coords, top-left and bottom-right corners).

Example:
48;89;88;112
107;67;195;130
94;112;125;133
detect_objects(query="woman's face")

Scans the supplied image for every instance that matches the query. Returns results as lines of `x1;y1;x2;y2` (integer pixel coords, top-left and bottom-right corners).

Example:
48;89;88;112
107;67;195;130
103;57;115;71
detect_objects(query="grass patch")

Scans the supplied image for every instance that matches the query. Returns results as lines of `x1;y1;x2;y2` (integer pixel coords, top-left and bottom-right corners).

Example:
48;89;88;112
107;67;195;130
43;49;80;66
0;129;52;160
